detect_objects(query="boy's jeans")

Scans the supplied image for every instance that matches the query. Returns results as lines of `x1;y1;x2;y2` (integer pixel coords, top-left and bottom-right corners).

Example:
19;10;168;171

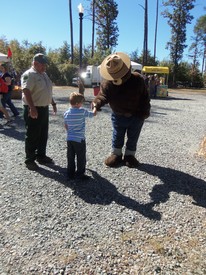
67;140;86;177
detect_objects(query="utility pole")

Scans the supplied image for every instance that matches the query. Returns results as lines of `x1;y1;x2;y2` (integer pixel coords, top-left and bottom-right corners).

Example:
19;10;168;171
154;0;159;61
69;0;74;64
139;0;148;66
78;3;84;72
91;0;95;58
142;0;148;66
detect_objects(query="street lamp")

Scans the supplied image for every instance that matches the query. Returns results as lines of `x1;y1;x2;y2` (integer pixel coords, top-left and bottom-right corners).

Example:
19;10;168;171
78;3;84;73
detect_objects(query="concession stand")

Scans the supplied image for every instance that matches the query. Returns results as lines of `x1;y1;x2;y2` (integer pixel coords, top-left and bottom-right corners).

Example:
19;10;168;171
142;66;169;97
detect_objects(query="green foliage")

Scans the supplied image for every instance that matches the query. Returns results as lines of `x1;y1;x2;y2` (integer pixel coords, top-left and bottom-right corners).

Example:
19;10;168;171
72;44;108;68
87;50;108;65
58;63;78;86
95;0;119;52
176;62;192;82
162;0;195;65
138;50;159;66
194;14;206;38
1;10;205;89
159;60;204;88
193;14;206;75
58;41;71;63
162;0;195;85
203;72;206;87
0;35;8;52
130;50;140;63
46;61;63;86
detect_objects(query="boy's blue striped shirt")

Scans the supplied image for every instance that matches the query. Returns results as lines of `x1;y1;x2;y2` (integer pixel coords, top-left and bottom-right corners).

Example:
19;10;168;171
64;107;94;142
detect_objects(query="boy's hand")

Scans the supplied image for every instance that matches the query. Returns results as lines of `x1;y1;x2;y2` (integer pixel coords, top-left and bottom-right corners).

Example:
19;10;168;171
93;107;97;116
92;102;102;111
91;102;95;109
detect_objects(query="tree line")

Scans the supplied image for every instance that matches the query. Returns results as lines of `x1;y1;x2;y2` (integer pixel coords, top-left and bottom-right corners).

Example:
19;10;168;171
0;0;205;87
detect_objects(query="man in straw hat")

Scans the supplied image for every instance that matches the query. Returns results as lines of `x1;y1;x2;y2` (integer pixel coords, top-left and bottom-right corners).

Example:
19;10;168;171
92;52;150;168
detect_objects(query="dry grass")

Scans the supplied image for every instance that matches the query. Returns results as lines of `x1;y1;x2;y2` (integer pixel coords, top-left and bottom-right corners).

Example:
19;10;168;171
197;136;206;158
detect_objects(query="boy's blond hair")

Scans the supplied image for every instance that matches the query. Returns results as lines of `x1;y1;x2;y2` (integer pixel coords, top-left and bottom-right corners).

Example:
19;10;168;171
69;92;85;105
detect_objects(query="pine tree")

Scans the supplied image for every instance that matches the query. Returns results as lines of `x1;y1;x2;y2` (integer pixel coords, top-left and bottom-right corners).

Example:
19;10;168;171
162;0;195;85
95;0;119;53
193;14;206;75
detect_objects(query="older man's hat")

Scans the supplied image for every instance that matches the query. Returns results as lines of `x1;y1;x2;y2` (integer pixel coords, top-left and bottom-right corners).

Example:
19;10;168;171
100;52;131;81
33;53;48;64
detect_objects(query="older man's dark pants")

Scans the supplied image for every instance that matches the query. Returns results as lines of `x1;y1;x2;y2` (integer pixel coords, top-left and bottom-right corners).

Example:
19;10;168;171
24;106;49;164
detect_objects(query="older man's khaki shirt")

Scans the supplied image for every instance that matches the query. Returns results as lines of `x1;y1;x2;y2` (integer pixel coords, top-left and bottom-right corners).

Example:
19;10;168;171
21;66;53;106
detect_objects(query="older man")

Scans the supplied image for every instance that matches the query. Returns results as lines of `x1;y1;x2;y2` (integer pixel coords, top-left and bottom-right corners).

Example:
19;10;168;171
21;53;57;170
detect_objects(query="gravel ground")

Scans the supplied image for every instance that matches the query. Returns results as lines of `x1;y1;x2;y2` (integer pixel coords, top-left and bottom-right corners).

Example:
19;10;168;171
0;87;206;275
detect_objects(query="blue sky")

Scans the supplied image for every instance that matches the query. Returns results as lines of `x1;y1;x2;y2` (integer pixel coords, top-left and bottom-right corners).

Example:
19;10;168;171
1;0;205;63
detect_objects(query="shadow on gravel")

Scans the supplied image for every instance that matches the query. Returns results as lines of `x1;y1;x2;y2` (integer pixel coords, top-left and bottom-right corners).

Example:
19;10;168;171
74;169;161;221
152;96;193;101
37;165;161;221
0;116;25;141
167;97;193;101
138;163;206;208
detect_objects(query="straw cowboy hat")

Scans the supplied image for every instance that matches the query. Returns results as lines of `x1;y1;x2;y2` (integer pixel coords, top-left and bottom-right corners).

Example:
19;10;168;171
100;52;131;84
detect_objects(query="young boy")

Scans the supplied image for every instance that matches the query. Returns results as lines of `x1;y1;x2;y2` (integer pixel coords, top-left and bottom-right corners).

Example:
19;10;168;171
64;92;97;180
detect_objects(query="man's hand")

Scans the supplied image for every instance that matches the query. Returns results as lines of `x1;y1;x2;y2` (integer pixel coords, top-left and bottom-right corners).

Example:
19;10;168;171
52;103;57;115
29;106;38;118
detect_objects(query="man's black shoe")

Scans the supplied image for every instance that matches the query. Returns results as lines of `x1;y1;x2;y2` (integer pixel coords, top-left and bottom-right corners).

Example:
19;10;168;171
26;161;39;171
36;156;54;165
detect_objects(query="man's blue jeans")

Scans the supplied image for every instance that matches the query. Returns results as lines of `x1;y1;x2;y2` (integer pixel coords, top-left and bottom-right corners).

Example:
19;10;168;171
111;113;144;153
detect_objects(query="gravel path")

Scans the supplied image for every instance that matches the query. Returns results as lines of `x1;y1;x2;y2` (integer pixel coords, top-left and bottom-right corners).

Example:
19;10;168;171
0;87;206;275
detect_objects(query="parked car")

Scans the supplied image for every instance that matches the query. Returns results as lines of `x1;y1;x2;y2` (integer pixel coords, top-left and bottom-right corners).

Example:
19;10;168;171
72;77;79;86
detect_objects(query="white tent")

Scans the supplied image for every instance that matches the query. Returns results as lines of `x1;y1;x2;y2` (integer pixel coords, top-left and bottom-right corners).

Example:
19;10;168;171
131;61;142;71
0;52;9;62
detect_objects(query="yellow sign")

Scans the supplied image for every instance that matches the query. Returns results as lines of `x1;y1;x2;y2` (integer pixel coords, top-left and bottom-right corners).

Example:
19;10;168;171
142;66;169;74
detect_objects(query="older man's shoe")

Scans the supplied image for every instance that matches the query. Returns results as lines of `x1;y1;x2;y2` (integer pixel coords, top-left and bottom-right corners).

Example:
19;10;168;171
36;156;54;165
26;161;39;171
104;154;122;167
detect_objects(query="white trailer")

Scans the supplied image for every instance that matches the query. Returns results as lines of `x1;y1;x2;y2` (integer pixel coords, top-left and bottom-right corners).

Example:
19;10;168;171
80;65;101;87
78;61;143;87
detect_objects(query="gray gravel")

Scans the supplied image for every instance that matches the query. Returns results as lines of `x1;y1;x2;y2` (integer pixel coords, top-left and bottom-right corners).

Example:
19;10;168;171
0;87;206;275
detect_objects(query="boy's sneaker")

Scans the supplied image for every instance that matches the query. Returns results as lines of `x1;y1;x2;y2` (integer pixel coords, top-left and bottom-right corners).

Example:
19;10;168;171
26;161;39;171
